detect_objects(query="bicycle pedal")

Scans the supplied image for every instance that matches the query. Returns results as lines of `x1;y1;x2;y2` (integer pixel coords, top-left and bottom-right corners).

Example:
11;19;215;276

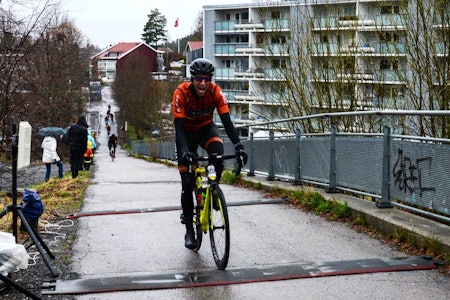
180;213;185;224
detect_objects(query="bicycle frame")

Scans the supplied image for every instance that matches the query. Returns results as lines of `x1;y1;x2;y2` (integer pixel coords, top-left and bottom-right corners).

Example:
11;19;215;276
194;165;217;232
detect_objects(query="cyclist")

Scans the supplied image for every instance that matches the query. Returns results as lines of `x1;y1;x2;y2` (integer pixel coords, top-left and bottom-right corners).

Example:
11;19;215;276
108;133;118;157
172;58;247;250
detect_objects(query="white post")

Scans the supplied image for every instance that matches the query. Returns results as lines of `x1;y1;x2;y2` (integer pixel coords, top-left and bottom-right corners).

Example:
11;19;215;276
17;121;32;169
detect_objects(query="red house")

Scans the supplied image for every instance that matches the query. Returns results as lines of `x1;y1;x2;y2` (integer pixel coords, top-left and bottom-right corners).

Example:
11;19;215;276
90;42;163;83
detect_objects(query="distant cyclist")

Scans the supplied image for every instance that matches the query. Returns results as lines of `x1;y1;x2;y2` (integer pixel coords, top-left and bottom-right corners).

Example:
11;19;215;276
108;133;118;157
172;58;247;250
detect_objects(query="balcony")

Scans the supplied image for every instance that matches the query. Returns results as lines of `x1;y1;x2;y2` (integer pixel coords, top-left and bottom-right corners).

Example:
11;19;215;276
235;45;264;54
374;70;405;83
312;42;407;56
263;18;290;31
215;43;249;55
235;44;289;56
215;20;236;32
375;42;406;55
234;22;264;31
222;90;249;102
234;92;286;105
235;68;264;78
215;68;236;79
435;42;450;57
375;14;407;28
336;72;374;80
340;45;376;54
312;69;404;83
338;16;375;29
313;17;338;29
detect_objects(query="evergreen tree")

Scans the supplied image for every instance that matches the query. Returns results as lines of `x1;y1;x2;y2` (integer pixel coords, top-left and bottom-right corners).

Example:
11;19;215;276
141;9;167;48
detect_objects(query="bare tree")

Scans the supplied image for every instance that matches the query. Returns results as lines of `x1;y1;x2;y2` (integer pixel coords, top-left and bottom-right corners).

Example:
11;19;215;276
0;0;58;154
251;1;450;137
190;11;203;41
113;54;175;139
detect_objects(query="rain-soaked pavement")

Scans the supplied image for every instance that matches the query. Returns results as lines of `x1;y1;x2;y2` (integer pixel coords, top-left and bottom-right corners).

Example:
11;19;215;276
55;87;448;299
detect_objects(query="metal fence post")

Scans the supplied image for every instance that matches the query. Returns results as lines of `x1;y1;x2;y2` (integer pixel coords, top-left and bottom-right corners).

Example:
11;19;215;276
247;133;255;176
293;126;302;185
378;126;393;208
267;131;275;181
326;126;337;193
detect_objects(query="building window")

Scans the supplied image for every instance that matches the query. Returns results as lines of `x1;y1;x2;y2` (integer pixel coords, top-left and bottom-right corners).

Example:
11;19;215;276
380;59;398;70
271;35;286;44
380;32;399;42
381;5;400;15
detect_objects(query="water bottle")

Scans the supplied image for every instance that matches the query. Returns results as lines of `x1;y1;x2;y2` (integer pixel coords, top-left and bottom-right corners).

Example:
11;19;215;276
196;191;202;206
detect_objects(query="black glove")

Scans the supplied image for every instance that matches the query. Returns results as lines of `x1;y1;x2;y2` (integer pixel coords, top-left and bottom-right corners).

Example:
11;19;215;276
181;151;194;166
235;142;248;166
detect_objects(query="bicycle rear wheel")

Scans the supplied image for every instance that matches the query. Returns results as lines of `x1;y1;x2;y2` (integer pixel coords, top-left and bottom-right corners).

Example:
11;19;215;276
193;206;203;251
209;186;230;270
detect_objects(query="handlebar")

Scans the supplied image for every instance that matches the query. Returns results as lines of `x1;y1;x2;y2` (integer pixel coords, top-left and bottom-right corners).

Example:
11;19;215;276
190;153;243;176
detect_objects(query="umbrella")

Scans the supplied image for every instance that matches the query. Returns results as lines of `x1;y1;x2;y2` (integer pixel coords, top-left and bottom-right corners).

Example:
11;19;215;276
37;126;67;137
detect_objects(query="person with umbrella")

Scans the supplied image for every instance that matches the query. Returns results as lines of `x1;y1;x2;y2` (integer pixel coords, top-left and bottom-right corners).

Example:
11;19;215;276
41;134;64;182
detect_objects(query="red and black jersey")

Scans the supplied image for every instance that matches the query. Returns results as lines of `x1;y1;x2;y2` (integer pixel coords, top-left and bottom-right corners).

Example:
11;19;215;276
173;82;230;131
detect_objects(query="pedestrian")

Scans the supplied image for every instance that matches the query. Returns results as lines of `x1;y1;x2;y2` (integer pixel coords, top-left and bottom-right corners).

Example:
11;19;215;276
105;115;109;125
172;58;247;249
106;124;111;135
68;114;88;178
41;135;63;181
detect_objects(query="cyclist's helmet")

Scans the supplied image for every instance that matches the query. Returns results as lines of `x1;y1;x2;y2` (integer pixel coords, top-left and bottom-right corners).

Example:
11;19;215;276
190;58;215;78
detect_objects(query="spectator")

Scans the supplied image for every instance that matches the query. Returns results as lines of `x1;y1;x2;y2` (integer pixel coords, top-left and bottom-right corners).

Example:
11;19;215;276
41;136;63;181
87;131;97;153
68;114;88;178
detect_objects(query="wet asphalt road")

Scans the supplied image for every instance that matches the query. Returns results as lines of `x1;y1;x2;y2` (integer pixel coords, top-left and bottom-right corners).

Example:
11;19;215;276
66;88;449;299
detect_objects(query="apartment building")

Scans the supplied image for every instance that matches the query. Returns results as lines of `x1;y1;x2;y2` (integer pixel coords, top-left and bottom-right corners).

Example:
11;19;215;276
203;1;449;135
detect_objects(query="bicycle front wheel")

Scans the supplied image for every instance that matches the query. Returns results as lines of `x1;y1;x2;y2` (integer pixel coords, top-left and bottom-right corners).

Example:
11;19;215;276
209;186;230;270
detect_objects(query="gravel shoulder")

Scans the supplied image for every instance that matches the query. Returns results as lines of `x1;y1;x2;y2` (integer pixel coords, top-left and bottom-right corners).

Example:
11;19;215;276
0;215;79;300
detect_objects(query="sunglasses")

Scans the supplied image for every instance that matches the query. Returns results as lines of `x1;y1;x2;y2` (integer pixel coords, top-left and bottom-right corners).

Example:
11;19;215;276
194;75;212;82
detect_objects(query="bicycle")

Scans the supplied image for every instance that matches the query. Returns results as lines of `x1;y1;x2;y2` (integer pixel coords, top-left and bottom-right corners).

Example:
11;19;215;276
187;152;243;270
109;147;115;161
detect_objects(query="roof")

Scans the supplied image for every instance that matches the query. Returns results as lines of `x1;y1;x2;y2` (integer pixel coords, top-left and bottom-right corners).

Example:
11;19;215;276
186;41;203;51
91;42;163;60
158;47;174;54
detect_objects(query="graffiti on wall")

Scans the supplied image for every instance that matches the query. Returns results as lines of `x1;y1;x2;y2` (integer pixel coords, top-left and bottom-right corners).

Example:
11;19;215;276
274;145;289;175
392;148;435;197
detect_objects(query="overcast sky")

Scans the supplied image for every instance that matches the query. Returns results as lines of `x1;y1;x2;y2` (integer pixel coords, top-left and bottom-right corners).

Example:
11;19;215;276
61;0;252;49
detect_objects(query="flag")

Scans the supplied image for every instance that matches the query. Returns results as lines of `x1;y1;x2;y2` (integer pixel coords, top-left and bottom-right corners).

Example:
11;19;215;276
174;18;179;27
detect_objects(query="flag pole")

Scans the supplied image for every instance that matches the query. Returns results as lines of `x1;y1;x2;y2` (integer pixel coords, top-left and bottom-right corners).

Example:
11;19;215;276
174;17;179;53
